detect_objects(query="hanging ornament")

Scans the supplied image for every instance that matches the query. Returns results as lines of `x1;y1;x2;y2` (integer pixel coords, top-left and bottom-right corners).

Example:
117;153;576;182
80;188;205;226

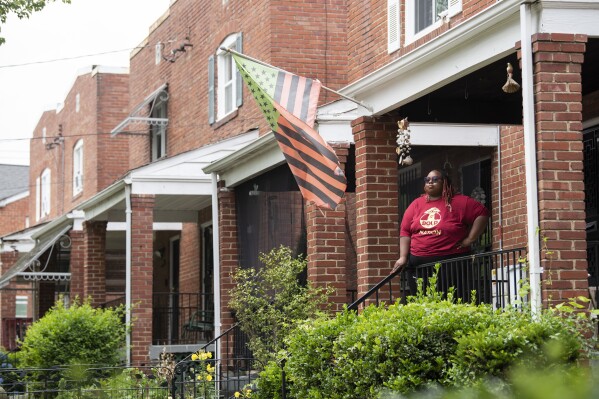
502;62;520;94
396;118;413;166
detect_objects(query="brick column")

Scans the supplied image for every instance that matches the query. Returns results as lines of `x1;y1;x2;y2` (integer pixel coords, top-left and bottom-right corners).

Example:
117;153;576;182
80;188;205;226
130;194;154;365
69;229;85;300
83;221;107;307
531;33;588;306
352;116;400;298
0;251;19;348
218;187;240;359
218;188;238;335
306;144;350;312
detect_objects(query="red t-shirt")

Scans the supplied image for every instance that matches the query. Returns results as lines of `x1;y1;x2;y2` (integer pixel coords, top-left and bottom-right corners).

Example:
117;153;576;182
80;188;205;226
400;194;489;257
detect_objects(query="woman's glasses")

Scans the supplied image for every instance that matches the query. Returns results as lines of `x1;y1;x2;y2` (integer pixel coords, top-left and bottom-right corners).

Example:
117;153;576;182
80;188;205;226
423;176;443;184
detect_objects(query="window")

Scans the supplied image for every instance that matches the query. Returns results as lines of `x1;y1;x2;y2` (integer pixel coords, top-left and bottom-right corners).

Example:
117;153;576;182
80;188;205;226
40;168;51;219
209;33;243;124
73;140;83;195
405;0;461;44
75;93;80;112
15;296;28;318
42;127;47;144
151;97;167;161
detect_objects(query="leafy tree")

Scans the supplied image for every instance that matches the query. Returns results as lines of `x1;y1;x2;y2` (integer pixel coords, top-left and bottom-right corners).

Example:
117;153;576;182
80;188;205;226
0;0;72;45
230;246;333;367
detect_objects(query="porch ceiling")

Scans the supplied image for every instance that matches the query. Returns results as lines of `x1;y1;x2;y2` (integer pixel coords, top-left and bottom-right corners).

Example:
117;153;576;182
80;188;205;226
397;38;599;124
396;54;523;124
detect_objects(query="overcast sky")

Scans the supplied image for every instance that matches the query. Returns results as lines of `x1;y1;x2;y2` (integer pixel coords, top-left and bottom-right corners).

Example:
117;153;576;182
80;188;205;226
0;0;171;166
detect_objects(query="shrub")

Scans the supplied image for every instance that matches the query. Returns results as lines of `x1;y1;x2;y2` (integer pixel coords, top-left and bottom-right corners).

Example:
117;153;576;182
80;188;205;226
19;298;126;371
230;246;333;366
257;282;586;399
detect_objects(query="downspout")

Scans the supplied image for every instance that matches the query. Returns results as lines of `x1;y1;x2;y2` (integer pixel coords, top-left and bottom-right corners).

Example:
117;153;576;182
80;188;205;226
497;126;503;250
520;2;542;315
210;172;222;360
125;182;133;365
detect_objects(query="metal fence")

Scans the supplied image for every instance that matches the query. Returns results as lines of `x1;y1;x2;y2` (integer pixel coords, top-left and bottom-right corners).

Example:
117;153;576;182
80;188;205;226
348;247;529;311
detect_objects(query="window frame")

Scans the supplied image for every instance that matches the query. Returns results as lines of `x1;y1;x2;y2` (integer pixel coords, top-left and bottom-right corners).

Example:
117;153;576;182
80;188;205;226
216;33;240;121
40;168;51;219
73;139;83;196
151;96;168;161
405;0;461;45
15;296;28;318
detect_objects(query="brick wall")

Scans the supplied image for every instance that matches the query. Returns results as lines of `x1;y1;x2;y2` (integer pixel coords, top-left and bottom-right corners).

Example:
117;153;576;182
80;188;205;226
0;251;19;337
69;229;85;300
496;126;528;250
29;70;131;226
130;194;154;365
179;222;200;294
0;196;29;237
306;143;350;311
352;116;400;297
345;0;497;83
218;189;238;334
83;221;107;307
127;0;350;169
532;33;588;306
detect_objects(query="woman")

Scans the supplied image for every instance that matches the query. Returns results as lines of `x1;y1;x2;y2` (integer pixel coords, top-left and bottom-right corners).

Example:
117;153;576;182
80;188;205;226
392;169;489;275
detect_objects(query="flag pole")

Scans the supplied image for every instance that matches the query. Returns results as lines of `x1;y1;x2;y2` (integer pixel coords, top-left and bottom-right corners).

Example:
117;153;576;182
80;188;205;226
222;47;374;113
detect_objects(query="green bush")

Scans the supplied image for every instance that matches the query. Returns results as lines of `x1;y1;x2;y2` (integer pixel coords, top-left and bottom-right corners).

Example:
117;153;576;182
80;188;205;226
258;291;586;399
19;298;126;371
230;246;333;366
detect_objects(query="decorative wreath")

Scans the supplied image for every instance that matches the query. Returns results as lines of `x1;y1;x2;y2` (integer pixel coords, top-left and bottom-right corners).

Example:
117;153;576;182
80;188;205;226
470;186;487;205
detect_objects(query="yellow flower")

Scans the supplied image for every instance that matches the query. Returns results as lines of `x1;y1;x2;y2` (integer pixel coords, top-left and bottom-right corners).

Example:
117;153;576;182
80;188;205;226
206;364;214;373
206;374;213;381
191;353;199;361
197;375;203;381
234;392;241;398
207;352;213;359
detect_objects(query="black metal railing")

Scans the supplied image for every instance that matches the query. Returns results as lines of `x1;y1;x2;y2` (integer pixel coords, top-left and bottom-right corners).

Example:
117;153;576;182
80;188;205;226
588;241;599;287
152;292;214;345
170;323;259;399
348;247;528;311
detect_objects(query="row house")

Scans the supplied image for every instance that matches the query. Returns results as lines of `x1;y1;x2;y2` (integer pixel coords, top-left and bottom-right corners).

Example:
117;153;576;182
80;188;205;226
0;164;30;349
0;66;132;349
1;0;598;367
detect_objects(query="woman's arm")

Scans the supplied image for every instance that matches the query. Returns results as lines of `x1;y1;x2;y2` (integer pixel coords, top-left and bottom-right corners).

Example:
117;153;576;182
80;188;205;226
392;236;411;273
457;215;489;249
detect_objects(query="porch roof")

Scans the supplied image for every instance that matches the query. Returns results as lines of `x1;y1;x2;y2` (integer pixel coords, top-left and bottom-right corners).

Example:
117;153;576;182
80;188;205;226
203;119;499;188
0;218;72;289
76;131;259;224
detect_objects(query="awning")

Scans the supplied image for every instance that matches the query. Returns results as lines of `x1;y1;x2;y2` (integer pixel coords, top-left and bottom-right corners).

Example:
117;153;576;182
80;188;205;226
111;83;169;136
0;222;72;289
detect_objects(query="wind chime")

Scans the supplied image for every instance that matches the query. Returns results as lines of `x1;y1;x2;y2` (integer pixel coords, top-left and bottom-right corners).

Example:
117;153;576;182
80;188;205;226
396;117;413;166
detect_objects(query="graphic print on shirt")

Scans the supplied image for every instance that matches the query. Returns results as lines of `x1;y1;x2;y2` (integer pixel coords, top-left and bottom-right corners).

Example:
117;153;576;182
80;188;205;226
419;207;442;236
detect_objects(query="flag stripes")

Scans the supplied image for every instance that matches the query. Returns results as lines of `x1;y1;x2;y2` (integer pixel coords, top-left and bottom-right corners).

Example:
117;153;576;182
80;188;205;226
274;72;320;127
232;51;346;209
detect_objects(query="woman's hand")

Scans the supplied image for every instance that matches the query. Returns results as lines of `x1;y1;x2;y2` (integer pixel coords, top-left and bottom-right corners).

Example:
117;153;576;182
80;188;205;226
456;237;475;249
391;256;408;274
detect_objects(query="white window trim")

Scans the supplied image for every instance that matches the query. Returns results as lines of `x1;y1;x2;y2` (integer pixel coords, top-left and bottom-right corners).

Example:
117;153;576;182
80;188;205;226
40;168;51;218
16;296;28;318
405;0;444;45
35;177;40;222
216;34;240;121
151;99;167;161
73;140;83;196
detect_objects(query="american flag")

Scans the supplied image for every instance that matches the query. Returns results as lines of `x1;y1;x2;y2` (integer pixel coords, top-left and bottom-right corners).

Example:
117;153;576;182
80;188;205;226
233;53;346;210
